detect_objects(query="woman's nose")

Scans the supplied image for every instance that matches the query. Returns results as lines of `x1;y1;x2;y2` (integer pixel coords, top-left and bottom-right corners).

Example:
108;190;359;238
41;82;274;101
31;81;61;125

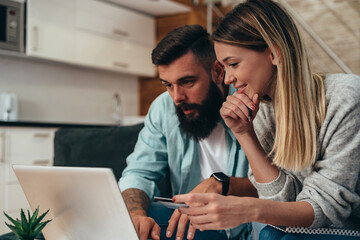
224;73;236;85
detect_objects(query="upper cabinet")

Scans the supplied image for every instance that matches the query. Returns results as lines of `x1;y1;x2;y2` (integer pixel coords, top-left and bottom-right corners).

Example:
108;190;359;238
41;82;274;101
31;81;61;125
75;0;155;76
26;0;156;77
26;0;77;64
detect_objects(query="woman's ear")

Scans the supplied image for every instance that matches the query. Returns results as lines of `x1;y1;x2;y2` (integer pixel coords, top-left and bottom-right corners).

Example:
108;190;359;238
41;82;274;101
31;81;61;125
269;45;281;66
212;60;225;85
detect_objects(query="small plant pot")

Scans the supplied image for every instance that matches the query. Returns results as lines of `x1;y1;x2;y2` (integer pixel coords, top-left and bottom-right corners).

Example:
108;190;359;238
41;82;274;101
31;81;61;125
3;207;51;240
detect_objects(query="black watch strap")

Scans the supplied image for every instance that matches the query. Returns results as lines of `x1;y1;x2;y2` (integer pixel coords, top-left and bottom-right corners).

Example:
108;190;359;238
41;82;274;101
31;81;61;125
211;172;230;196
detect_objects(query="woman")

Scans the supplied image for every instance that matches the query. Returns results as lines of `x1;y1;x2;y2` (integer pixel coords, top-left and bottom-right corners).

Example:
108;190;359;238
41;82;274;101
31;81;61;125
173;0;360;239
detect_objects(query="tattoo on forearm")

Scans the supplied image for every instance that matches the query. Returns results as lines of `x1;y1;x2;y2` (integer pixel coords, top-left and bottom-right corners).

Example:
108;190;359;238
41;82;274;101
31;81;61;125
122;188;150;213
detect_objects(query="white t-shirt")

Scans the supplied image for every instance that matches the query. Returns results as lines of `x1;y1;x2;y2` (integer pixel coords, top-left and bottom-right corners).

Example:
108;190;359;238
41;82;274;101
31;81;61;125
199;122;228;181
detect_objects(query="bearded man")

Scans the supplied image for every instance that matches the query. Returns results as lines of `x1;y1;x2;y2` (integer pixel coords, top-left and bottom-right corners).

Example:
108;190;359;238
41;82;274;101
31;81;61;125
119;25;257;240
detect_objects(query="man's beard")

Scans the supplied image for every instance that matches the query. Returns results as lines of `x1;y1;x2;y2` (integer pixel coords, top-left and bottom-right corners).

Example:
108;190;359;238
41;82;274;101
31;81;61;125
176;81;224;141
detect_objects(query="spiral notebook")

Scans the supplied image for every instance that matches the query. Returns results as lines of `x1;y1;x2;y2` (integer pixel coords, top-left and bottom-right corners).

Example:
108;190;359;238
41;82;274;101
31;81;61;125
269;225;360;237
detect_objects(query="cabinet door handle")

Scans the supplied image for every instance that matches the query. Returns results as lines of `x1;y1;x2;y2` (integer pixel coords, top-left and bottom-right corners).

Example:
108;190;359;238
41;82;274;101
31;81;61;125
33;159;50;165
0;133;4;163
32;26;39;52
33;133;50;138
113;29;129;37
113;62;129;68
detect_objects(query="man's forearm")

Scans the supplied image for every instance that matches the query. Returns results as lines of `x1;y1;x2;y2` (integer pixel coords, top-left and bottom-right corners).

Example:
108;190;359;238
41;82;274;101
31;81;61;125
228;177;258;197
122;188;150;216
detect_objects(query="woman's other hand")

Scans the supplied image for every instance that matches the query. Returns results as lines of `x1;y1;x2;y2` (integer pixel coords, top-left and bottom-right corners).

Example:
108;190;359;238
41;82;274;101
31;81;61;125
173;193;254;230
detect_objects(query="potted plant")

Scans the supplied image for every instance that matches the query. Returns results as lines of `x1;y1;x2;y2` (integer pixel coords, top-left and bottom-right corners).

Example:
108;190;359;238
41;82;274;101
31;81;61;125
3;207;51;240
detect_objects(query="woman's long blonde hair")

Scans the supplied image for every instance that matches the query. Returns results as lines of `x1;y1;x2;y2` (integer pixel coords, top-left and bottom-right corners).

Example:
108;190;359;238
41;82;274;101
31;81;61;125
213;0;326;171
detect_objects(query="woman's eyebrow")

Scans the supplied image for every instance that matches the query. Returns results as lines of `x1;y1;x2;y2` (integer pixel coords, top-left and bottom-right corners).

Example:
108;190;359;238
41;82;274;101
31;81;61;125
222;56;235;63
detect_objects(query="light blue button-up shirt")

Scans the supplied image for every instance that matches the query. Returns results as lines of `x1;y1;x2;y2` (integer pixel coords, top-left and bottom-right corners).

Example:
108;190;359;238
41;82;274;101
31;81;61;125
119;89;249;239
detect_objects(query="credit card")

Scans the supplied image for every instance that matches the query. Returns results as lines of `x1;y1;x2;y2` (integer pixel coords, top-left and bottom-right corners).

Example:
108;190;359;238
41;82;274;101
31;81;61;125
154;196;189;209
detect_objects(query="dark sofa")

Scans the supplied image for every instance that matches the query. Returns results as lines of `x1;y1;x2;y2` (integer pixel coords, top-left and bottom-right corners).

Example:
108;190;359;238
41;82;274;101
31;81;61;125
53;122;172;196
53;123;144;181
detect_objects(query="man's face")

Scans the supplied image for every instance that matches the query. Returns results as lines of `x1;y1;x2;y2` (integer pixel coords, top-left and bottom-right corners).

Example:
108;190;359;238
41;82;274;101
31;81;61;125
159;51;224;140
159;52;211;119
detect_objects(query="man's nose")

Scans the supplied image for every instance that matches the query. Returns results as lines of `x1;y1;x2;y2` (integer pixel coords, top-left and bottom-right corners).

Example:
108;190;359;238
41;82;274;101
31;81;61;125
173;86;186;103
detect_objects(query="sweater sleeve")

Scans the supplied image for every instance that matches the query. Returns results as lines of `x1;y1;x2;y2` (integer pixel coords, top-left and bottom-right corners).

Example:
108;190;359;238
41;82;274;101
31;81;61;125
249;103;304;202
296;75;360;228
250;74;360;228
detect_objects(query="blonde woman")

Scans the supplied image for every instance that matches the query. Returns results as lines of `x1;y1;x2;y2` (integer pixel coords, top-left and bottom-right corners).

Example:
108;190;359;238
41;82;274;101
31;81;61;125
173;0;360;239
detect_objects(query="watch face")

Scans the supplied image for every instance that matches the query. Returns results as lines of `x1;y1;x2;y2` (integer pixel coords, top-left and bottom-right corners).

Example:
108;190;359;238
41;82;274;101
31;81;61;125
212;172;229;182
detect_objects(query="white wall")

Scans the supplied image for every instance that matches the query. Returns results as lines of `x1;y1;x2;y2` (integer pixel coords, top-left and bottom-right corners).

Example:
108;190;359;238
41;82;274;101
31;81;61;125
0;56;139;125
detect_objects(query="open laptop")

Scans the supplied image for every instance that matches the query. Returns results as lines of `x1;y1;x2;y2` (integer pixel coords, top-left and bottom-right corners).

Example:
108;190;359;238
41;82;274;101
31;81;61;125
13;165;139;240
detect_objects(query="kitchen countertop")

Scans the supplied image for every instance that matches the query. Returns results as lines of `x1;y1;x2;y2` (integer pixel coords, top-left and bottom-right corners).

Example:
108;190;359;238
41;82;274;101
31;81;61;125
0;120;118;128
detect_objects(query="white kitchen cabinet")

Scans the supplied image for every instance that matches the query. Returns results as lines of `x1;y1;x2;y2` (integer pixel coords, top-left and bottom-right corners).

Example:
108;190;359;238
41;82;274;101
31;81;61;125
26;20;77;64
76;30;154;76
26;0;156;77
76;0;155;46
0;127;56;235
26;0;77;64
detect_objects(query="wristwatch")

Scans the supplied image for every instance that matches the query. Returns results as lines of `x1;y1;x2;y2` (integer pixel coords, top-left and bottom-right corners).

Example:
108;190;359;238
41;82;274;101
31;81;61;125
210;172;230;196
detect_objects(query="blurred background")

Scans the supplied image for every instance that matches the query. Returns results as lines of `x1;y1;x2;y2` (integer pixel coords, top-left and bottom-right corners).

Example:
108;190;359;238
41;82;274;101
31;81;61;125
0;0;359;123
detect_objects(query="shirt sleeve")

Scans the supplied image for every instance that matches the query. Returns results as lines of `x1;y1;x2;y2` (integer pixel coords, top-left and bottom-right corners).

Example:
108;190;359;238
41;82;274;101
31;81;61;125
119;95;169;199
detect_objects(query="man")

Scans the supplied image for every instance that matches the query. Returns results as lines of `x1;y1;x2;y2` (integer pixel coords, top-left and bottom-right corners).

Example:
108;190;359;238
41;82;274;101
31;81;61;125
119;25;257;240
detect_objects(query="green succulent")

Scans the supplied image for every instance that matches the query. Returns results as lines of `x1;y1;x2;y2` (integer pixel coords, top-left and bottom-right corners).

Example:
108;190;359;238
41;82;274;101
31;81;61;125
3;207;52;240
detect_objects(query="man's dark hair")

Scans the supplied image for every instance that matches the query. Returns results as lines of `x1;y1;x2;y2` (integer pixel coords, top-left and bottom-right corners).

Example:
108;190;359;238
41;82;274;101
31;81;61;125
152;25;216;73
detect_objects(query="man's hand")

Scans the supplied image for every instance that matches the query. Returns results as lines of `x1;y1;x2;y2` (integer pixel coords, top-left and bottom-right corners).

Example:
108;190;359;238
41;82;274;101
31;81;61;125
167;209;197;240
122;188;160;240
131;211;161;240
166;178;222;239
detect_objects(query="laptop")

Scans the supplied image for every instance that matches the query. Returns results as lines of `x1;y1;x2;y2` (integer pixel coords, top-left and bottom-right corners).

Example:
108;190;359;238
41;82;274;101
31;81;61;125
13;165;139;240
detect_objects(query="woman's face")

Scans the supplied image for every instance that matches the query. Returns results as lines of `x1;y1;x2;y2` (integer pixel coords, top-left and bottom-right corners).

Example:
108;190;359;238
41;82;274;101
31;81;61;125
215;42;277;100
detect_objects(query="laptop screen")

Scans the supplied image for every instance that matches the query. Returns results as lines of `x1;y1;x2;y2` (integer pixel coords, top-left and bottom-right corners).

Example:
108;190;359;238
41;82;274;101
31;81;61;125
13;165;139;240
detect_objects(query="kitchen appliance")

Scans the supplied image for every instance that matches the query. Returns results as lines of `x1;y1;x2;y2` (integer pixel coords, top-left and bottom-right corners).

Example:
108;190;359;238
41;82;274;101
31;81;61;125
0;92;18;121
112;93;123;125
0;0;25;52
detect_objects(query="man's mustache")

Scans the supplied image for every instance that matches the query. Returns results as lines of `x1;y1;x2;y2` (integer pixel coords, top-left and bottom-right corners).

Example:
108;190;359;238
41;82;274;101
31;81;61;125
176;103;202;111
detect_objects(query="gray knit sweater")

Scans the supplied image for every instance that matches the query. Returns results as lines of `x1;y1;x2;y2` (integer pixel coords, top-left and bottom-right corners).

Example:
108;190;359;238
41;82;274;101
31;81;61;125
249;73;360;230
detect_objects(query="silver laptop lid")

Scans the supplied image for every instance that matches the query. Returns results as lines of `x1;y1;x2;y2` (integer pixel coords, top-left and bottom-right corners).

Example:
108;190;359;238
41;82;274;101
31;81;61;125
13;165;139;240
